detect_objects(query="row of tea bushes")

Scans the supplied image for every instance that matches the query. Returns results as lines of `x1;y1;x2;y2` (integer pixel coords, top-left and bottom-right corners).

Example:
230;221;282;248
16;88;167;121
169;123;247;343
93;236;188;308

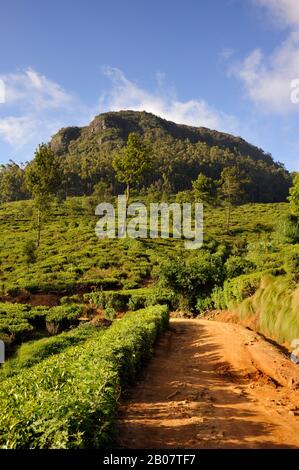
0;304;169;448
0;303;84;345
84;287;174;312
0;323;102;378
5;277;121;297
44;305;83;334
0;199;289;299
0;303;34;345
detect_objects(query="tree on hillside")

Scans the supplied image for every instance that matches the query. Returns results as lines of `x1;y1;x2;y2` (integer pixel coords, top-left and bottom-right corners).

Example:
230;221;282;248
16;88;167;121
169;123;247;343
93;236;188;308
0;161;28;203
112;133;151;201
288;173;299;216
221;167;249;231
159;252;224;312
192;173;219;206
23;240;37;273
25;144;61;246
92;180;114;202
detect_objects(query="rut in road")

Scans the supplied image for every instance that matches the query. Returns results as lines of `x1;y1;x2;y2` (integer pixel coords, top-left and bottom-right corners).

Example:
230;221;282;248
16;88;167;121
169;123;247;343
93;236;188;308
117;318;299;449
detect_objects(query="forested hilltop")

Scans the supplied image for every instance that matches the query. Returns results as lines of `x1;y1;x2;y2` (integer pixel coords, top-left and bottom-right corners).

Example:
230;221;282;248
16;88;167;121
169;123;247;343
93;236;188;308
0;110;292;203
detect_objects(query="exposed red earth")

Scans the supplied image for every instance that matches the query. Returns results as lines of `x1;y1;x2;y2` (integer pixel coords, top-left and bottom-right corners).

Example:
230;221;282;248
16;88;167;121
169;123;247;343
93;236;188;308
118;318;299;449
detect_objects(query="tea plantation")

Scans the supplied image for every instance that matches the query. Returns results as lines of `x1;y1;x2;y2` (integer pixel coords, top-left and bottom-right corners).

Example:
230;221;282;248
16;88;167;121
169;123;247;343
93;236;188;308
0;196;298;447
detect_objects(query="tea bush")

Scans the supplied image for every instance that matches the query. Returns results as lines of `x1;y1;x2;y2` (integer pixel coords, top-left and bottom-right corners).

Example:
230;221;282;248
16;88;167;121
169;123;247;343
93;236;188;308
60;294;81;304
128;294;146;311
211;271;268;310
273;214;299;245
45;304;83;334
284;252;299;282
0;198;289;297
0;303;34;344
84;287;173;311
0;303;84;344
0;304;169;448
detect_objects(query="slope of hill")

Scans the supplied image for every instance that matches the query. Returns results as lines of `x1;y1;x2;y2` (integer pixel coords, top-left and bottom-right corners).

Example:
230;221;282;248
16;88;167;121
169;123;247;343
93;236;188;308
0;196;298;448
51;110;271;162
0;199;289;298
0;111;292;204
49;110;291;202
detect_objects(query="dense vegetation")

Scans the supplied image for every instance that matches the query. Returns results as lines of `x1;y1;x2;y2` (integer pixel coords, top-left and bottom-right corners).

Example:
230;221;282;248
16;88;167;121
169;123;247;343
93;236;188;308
0;112;298;449
0;192;297;347
0;322;100;377
230;275;299;344
0;305;169;448
0;197;289;297
0;302;83;347
0;111;292;204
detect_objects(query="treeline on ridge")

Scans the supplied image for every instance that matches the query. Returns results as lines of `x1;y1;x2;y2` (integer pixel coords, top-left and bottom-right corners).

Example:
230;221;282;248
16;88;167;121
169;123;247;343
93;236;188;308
0;110;292;204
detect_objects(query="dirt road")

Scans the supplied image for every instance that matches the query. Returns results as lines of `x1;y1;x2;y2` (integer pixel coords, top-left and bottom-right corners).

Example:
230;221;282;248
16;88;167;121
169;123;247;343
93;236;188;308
117;319;299;448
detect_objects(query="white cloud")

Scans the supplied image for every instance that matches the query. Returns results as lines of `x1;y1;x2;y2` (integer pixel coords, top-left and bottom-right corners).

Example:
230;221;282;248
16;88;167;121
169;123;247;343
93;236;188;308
234;32;299;112
233;1;299;113
255;0;299;28
100;67;238;133
0;116;37;147
0;67;239;157
0;69;91;150
1;68;76;110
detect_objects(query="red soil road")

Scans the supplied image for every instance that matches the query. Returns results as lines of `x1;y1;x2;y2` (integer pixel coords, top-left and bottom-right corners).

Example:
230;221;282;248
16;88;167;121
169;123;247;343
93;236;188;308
117;319;299;449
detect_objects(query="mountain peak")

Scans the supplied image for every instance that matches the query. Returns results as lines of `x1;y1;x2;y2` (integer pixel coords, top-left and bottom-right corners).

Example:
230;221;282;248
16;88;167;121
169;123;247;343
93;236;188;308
50;109;270;164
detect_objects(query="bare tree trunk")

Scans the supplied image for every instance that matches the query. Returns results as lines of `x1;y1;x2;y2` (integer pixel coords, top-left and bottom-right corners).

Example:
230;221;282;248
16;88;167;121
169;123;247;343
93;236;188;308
226;195;232;232
225;176;232;232
36;206;41;247
126;183;130;203
226;201;232;232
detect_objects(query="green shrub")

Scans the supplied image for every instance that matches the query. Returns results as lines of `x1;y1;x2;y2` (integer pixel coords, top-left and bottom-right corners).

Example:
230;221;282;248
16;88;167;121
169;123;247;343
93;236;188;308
77;278;121;291
273;214;299;244
128;295;146;311
85;290;106;308
121;279;140;289
60;295;81;305
160;251;224;311
85;291;127;311
195;296;214;313
285;253;299;282
45;305;83;334
104;302;116;321
25;306;47;329
84;288;173;312
0;303;34;344
22;240;37;266
224;255;255;279
144;289;175;308
211;271;266;309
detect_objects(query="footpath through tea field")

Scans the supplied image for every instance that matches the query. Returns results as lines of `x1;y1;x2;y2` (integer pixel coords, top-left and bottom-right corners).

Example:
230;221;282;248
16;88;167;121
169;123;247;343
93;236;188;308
118;318;299;448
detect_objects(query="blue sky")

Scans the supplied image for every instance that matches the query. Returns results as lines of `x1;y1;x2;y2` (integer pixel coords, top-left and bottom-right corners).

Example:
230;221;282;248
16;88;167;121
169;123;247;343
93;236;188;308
0;0;299;170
